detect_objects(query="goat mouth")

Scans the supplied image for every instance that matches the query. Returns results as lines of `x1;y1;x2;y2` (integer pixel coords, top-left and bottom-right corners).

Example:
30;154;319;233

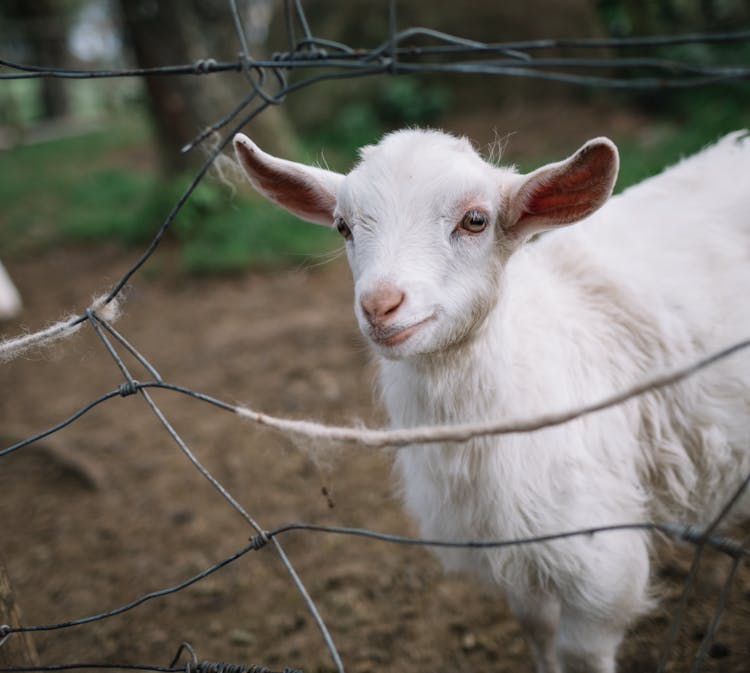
371;316;435;347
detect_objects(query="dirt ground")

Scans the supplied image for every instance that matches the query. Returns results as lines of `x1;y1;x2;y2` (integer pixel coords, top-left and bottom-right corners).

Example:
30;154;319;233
0;239;748;673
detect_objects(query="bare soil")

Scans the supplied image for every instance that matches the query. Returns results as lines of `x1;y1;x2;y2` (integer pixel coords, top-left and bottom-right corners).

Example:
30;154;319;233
0;241;748;673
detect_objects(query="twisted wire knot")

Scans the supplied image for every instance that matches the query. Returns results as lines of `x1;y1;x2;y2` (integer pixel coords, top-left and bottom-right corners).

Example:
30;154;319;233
171;644;298;673
250;530;271;551
662;523;748;559
193;58;218;73
119;380;139;397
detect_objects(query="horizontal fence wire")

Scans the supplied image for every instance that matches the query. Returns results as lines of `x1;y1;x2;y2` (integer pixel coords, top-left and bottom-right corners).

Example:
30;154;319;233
1;519;748;637
1;1;749;672
2;30;750;85
3;333;750;458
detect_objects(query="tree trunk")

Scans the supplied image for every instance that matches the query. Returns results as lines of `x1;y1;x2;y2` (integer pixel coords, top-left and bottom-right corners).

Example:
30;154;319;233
6;0;72;120
120;0;297;174
120;0;206;173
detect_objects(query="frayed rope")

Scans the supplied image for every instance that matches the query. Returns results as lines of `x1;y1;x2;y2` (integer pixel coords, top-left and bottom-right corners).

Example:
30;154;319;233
0;294;122;364
232;334;750;449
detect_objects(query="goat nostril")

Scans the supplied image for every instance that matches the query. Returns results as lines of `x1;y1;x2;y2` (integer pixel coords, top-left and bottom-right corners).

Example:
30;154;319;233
384;300;401;315
361;285;405;322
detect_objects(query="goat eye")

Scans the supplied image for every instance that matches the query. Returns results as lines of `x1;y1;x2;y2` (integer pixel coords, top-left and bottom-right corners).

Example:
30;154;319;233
335;217;352;240
459;209;489;234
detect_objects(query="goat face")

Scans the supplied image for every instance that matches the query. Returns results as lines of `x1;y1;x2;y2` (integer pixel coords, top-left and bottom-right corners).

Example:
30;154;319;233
336;131;511;358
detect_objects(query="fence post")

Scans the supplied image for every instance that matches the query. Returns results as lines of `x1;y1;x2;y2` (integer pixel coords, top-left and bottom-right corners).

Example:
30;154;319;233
0;556;39;668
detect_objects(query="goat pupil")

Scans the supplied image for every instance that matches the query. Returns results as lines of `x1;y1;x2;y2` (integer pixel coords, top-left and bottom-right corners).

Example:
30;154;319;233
337;219;351;239
463;210;487;232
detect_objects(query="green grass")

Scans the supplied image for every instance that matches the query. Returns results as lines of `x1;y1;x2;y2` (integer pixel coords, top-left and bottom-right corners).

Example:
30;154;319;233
129;170;338;274
614;93;749;192
0;118;150;255
1;91;746;274
176;202;339;273
0;117;338;272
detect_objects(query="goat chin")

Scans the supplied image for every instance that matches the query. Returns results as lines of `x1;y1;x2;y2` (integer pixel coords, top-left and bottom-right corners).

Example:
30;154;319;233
236;127;750;673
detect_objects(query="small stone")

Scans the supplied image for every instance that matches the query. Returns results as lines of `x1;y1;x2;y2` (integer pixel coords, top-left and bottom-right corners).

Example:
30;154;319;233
461;632;478;651
229;628;256;647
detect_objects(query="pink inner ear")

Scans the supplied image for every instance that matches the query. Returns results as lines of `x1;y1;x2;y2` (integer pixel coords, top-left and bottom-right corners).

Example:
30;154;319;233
259;165;337;219
236;141;336;223
517;142;616;229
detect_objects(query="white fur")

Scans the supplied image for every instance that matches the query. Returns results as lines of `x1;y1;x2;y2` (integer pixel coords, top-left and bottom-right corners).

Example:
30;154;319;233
0;260;21;320
234;128;750;673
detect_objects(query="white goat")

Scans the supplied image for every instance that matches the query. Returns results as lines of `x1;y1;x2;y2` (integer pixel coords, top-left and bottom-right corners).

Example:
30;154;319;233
234;128;750;673
0;260;21;320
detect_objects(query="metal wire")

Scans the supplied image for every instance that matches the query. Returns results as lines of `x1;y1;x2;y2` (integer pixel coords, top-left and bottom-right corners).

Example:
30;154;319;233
1;2;749;673
2;517;746;639
2;29;749;82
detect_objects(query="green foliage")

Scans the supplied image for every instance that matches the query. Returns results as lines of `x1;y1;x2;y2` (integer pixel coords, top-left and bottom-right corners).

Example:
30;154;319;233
131;175;337;273
176;201;338;274
375;76;451;128
597;0;750;36
0;119;338;272
593;0;750;190
595;0;750;113
302;75;452;166
306;100;382;161
0;121;147;255
0;80;42;125
61;169;153;243
615;95;749;191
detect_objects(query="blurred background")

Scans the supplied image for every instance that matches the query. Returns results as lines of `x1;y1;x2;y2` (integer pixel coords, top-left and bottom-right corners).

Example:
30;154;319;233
1;4;750;673
1;0;749;273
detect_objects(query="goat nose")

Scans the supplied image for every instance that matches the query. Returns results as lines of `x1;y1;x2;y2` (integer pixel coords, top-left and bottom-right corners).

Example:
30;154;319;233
361;284;405;324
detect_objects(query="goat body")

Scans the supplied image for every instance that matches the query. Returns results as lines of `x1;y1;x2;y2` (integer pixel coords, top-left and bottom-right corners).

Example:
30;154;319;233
234;128;750;673
0;260;21;320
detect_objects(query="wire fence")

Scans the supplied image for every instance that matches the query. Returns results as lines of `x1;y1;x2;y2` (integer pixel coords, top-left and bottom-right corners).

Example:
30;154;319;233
1;1;749;672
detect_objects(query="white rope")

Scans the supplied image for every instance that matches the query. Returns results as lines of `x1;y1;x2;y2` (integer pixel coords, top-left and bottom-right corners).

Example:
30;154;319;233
2;285;748;454
233;335;750;448
0;294;122;364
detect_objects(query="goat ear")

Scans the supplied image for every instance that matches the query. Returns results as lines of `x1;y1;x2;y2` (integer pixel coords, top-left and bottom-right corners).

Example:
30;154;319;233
504;138;619;237
233;133;343;226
